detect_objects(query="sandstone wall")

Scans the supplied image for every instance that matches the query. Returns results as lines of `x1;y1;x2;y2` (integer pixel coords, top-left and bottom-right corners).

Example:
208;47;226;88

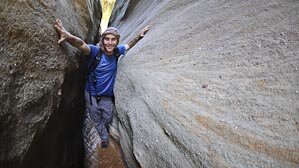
112;0;299;167
1;0;298;167
0;0;101;167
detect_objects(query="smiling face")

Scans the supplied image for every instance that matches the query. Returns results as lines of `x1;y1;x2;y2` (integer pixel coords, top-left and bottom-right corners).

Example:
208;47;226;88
100;27;120;55
102;34;118;55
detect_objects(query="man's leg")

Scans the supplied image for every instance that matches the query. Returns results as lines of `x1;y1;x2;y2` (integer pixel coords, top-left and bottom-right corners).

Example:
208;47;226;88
85;92;102;130
85;91;113;147
98;97;113;147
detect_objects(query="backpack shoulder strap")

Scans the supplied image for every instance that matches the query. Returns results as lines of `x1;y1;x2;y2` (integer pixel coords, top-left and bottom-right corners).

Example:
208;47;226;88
90;48;102;72
114;47;120;60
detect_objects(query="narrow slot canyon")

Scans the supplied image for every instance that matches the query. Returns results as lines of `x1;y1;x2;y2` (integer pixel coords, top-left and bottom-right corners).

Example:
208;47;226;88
0;0;298;168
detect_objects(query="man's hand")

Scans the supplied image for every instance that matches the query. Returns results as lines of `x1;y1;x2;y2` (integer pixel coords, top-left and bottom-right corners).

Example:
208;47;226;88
125;25;151;50
54;19;90;55
140;25;150;37
54;19;70;44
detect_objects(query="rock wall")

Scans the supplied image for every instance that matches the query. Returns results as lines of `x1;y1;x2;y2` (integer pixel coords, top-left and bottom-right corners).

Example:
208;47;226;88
1;0;298;167
0;0;102;167
112;0;299;167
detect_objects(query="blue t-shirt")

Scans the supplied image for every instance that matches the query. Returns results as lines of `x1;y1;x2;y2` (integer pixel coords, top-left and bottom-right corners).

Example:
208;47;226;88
86;44;126;96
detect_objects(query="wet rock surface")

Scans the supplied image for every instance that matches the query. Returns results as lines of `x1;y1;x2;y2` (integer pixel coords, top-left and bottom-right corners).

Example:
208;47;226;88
112;0;299;167
98;136;127;168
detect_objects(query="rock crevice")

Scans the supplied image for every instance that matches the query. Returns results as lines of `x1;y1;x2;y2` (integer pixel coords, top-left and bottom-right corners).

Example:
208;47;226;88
0;0;298;168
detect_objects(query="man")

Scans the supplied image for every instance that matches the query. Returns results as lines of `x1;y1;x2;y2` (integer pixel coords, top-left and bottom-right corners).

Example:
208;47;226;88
54;19;150;148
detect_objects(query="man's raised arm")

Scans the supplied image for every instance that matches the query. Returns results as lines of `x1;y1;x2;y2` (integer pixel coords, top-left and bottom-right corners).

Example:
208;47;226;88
125;25;150;51
54;19;90;55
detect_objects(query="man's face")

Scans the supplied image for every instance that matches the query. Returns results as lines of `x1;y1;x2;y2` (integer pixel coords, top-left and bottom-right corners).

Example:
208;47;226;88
103;34;118;54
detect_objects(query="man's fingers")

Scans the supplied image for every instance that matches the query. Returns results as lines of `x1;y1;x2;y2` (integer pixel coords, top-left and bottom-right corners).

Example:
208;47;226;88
55;19;64;29
58;37;67;44
140;25;150;36
54;24;62;32
57;19;63;28
145;25;151;30
55;19;67;44
55;19;60;28
143;25;150;33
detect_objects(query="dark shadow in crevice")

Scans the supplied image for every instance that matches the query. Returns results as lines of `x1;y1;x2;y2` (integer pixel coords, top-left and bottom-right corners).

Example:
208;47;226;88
20;60;87;168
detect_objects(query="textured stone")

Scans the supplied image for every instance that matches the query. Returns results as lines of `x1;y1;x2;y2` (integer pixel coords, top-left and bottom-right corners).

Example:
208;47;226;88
82;111;101;168
0;0;102;167
112;0;299;167
1;0;299;168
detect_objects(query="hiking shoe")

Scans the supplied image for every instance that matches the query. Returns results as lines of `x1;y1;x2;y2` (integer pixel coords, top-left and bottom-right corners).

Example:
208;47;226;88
101;141;109;148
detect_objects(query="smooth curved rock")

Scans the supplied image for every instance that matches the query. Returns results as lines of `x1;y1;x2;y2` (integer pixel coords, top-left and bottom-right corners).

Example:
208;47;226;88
1;0;298;167
113;0;299;167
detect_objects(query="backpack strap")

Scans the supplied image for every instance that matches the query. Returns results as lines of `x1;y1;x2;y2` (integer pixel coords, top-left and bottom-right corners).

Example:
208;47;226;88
113;47;121;62
90;48;103;73
88;48;102;105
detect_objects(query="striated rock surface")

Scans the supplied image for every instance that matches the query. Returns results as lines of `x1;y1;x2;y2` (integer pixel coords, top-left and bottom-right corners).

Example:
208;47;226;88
0;0;102;167
1;0;298;167
112;0;299;167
